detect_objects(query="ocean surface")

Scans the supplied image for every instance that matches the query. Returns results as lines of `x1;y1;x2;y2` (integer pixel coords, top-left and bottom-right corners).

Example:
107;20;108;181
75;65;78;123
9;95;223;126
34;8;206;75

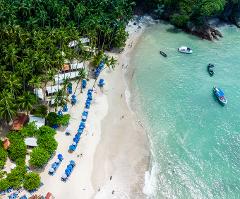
130;22;240;199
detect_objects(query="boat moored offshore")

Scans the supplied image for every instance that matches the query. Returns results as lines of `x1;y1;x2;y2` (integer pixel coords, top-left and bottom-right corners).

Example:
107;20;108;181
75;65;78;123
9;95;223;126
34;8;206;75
178;46;193;54
213;86;227;105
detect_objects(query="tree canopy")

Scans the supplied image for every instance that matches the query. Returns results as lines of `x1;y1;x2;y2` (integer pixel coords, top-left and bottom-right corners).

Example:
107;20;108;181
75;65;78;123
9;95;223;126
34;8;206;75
0;0;135;123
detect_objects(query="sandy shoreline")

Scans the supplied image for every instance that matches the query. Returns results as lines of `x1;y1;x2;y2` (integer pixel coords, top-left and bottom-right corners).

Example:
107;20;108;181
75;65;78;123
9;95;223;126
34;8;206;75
92;17;151;199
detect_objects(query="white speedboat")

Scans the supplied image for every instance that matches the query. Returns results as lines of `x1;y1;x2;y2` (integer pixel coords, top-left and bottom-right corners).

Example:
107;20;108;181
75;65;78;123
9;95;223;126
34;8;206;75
178;46;193;54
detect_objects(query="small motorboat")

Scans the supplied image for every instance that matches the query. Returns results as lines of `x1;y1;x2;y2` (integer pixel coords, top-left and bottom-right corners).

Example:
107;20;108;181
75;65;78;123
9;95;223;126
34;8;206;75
159;51;167;57
213;86;227;105
178;46;192;54
207;64;215;76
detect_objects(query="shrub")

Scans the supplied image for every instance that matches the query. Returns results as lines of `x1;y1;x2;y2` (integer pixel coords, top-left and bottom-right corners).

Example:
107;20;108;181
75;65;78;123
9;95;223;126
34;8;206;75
0;179;10;191
20;122;39;137
46;112;58;127
29;147;50;168
23;172;41;191
38;126;56;137
37;134;57;155
0;145;7;169
6;165;26;189
7;133;27;164
57;114;70;126
170;14;189;27
31;104;48;117
0;171;7;179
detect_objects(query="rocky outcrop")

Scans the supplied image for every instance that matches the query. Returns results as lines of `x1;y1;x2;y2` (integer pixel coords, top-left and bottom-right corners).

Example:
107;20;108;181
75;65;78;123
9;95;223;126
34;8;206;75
186;22;223;41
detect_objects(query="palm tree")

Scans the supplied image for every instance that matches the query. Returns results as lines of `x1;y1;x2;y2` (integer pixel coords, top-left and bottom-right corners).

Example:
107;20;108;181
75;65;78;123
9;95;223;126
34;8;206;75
18;91;37;115
16;59;31;91
0;90;17;123
29;76;42;89
53;89;68;112
5;73;22;97
105;56;117;70
28;76;42;100
62;78;70;95
3;43;18;72
74;68;86;94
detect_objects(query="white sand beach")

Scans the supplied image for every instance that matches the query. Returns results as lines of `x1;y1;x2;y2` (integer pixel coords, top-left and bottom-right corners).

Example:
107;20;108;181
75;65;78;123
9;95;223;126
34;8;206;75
17;16;151;199
92;17;151;199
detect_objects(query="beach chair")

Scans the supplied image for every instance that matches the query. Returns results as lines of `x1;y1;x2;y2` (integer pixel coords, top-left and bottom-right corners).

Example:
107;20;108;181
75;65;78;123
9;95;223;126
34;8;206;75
61;174;67;181
48;167;55;175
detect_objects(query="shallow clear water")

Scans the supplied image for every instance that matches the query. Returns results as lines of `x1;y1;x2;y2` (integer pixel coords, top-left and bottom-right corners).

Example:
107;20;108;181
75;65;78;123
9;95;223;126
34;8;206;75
131;23;240;199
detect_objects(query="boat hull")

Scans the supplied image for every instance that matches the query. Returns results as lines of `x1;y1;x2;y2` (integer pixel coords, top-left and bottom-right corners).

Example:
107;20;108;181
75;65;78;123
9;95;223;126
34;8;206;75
213;87;227;105
178;48;192;54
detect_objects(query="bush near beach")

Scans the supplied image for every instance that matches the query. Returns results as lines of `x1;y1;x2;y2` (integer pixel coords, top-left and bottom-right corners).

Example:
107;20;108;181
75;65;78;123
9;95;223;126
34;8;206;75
0;124;57;191
23;172;41;191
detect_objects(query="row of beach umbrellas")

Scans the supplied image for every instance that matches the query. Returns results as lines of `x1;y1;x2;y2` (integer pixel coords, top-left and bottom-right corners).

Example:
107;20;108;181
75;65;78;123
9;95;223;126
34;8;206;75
48;154;64;175
61;160;76;181
94;61;104;78
68;89;93;152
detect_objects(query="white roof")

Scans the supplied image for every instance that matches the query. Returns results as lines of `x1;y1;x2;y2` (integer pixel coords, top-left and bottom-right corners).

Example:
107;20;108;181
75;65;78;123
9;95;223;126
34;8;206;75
25;137;38;147
34;88;44;100
10;164;16;170
54;71;79;84
80;37;90;44
46;85;62;94
68;38;90;48
68;40;78;48
83;46;95;53
29;115;45;128
70;62;84;70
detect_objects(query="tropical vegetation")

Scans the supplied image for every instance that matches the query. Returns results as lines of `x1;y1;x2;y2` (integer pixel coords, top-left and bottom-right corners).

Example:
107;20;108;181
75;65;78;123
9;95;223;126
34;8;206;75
137;0;240;30
0;123;57;191
0;0;134;124
23;172;41;191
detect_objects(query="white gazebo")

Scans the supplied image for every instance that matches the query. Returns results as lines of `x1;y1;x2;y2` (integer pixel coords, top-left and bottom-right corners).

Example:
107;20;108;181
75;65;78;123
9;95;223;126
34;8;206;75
29;115;45;128
24;137;38;147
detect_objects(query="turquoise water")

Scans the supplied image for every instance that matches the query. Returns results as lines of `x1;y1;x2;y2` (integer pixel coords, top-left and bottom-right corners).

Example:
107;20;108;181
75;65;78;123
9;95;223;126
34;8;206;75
131;23;240;199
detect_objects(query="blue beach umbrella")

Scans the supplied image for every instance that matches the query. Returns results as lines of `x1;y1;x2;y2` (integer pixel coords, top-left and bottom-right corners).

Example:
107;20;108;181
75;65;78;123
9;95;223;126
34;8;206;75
67;165;73;171
77;129;83;133
70;160;76;166
58;110;63;116
69;145;75;151
82;111;88;116
58;154;63;161
79;122;85;129
82;79;87;89
98;79;105;87
63;104;68;112
73;136;80;142
65;169;71;176
85;103;90;109
51;163;58;170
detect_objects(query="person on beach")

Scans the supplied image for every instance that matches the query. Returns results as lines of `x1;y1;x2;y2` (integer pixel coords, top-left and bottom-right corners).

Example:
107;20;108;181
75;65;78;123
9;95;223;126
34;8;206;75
110;176;112;180
112;190;115;194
